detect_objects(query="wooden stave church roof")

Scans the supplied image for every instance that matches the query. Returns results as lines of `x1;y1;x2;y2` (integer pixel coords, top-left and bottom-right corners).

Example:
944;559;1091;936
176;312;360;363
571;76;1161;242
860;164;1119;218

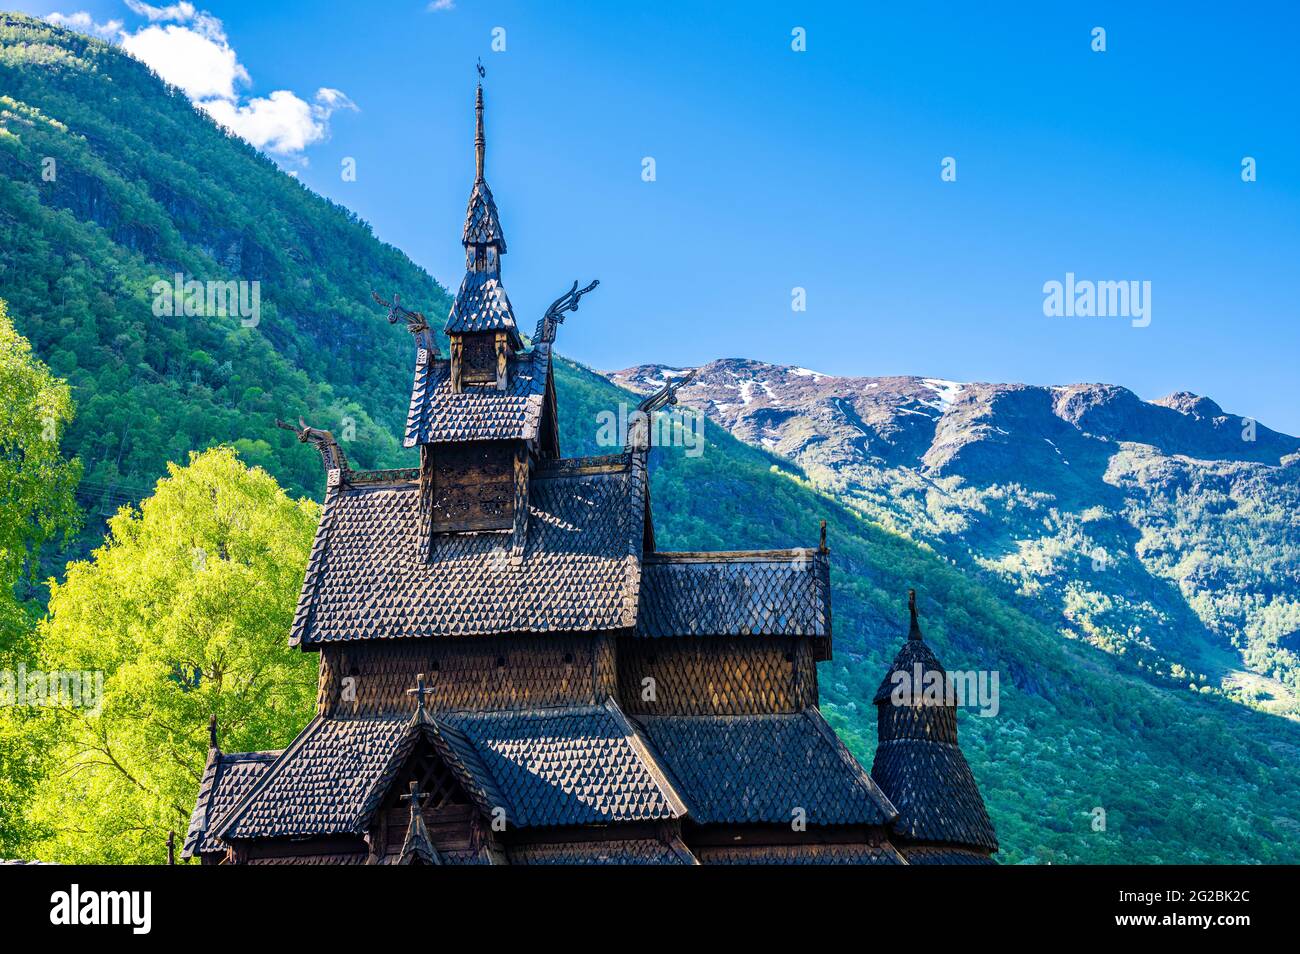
403;344;549;447
637;709;897;827
445;268;517;336
184;84;998;865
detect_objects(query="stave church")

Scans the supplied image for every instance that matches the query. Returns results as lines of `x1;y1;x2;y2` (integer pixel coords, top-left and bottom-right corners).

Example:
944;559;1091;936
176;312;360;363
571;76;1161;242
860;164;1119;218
183;82;997;865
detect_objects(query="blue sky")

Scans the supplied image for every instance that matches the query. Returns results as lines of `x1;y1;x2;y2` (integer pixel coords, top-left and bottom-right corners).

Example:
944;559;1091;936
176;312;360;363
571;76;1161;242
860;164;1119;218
21;0;1300;432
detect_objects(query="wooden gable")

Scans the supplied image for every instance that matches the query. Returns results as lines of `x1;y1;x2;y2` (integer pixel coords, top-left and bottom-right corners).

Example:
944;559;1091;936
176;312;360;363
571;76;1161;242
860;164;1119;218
371;736;493;863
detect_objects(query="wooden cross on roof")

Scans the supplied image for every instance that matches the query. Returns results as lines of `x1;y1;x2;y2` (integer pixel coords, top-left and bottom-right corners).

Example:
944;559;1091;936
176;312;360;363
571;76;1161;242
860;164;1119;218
406;672;435;713
400;779;430;812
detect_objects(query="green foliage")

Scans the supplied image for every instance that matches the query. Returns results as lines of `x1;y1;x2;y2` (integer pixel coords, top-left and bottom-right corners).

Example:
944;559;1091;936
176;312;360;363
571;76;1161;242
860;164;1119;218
0;299;81;855
0;298;81;603
0;13;449;518
23;447;318;863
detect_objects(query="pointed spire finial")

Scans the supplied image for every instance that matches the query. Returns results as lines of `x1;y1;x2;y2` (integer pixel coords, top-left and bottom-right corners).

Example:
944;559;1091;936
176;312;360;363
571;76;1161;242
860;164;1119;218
474;72;485;181
208;714;218;750
818;520;828;554
908;589;922;641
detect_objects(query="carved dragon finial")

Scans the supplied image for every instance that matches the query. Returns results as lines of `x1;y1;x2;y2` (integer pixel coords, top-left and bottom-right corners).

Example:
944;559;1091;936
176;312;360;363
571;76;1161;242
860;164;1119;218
626;368;699;452
372;290;438;358
276;417;350;487
533;279;599;346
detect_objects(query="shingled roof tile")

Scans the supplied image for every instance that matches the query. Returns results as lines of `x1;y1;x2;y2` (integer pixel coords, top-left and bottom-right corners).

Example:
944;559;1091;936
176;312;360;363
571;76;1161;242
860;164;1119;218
871;736;998;851
637;709;896;826
182;749;280;857
636;552;829;639
440;701;685;827
216;717;408;841
404;348;547;447
508;837;696;865
211;700;684;845
445;269;516;336
291;457;645;644
462;177;506;250
696;842;907;865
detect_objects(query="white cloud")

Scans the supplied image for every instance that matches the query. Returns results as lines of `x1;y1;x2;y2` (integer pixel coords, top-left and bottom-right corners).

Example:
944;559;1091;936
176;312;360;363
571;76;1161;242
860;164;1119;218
427;0;456;10
120;23;249;100
123;1;226;42
200;88;356;155
45;11;123;39
46;4;353;159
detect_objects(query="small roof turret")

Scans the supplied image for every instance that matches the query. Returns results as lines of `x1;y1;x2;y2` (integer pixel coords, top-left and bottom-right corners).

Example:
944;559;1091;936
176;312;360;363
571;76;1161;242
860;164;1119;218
870;589;998;861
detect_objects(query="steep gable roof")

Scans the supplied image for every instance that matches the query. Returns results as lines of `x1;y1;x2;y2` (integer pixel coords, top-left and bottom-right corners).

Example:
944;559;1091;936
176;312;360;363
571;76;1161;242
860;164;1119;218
182;748;280;858
289;452;647;645
210;699;685;847
217;716;409;841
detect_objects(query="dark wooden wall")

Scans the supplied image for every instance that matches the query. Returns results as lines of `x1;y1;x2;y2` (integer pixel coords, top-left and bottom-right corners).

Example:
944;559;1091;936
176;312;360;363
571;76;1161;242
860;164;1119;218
460;332;498;385
430;440;516;532
318;633;618;716
616;636;819;715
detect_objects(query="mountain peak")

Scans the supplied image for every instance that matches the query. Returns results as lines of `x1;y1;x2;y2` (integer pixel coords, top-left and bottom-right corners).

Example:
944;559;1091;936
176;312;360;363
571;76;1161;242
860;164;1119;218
1153;391;1225;419
604;358;1300;477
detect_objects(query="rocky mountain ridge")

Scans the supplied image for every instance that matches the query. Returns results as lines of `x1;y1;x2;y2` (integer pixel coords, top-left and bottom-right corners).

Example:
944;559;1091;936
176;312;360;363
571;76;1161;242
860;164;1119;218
607;359;1300;714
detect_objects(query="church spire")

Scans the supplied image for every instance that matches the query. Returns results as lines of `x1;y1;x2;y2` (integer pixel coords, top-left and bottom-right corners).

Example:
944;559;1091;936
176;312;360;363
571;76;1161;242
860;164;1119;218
447;74;520;368
475;81;485;180
908;589;922;641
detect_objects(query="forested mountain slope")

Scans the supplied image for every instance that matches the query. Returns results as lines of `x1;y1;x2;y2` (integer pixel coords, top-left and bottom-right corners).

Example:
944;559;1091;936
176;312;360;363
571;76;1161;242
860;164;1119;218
2;13;1298;863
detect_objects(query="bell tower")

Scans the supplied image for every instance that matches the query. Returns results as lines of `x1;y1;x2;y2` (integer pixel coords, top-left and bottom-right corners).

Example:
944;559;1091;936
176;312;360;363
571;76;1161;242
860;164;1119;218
447;82;521;392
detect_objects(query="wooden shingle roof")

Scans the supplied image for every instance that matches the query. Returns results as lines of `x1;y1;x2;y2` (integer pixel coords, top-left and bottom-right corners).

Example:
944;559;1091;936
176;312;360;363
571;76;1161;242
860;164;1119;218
462;176;506;250
438;700;687;827
208;699;686;846
445;269;516;336
637;709;897;826
217;716;410;841
182;748;280;857
870;594;999;854
871;736;999;852
901;845;997;865
696;842;907;865
404;346;548;447
289;455;646;645
636;550;829;639
508;837;697;865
